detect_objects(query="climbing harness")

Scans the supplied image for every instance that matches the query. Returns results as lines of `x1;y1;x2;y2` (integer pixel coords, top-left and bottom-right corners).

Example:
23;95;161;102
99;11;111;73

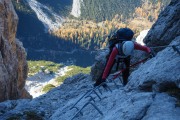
112;56;150;79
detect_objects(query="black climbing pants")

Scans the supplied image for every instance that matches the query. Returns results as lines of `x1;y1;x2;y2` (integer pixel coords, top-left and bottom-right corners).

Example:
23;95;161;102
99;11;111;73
122;56;130;85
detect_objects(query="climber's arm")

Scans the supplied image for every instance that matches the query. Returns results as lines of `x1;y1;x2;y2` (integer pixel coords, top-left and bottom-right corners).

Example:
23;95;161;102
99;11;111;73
134;42;151;53
102;47;119;79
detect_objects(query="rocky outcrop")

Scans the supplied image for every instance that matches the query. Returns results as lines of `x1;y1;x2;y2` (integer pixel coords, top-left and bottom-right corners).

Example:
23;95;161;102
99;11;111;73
127;0;180;92
127;37;180;91
144;0;180;49
90;48;109;82
0;0;31;102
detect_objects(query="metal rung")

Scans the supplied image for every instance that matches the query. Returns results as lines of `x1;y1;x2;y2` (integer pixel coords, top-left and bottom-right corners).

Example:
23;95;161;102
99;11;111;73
172;45;180;55
97;87;103;95
118;76;123;85
71;89;92;109
70;106;79;111
70;107;83;115
85;89;95;98
112;80;120;89
101;83;112;92
85;86;100;98
71;103;89;120
86;96;95;102
93;90;101;100
85;89;101;100
71;78;123;120
89;102;103;115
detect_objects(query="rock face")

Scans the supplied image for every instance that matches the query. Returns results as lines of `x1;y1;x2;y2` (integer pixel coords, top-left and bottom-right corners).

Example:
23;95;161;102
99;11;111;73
90;48;109;82
0;0;31;102
127;37;180;91
144;0;180;49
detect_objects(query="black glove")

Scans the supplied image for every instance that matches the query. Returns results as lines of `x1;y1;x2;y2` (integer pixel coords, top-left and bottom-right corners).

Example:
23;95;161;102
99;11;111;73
149;48;156;58
94;78;106;87
149;52;155;58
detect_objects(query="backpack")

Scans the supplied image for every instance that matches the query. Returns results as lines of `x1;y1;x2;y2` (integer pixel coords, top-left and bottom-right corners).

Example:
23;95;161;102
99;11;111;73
106;28;134;71
108;28;134;53
107;28;134;57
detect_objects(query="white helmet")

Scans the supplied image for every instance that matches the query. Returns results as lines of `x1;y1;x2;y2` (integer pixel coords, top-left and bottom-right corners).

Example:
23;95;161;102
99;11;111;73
122;41;134;56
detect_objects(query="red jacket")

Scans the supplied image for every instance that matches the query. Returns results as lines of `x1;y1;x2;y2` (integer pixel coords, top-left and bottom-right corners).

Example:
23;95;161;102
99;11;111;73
102;42;151;79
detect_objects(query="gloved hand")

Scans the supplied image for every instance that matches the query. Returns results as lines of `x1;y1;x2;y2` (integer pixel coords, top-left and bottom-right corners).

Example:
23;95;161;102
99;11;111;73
94;78;106;87
148;47;155;58
149;52;155;58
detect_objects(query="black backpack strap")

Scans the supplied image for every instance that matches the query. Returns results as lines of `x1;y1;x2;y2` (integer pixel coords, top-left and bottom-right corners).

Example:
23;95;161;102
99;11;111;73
115;42;127;57
116;57;120;71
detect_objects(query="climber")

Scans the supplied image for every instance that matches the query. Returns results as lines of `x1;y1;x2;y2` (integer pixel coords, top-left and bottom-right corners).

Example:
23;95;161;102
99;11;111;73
94;28;152;87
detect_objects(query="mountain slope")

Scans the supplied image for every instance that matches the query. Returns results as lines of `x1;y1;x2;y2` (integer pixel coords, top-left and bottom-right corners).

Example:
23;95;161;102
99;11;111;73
37;0;72;17
80;0;171;22
25;0;64;31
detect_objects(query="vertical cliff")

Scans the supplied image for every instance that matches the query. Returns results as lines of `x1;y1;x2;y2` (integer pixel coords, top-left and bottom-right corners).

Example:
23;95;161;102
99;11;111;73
144;0;180;48
0;0;31;102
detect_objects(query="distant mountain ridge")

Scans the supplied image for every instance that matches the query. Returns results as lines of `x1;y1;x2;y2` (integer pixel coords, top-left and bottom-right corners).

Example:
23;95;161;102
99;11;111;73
13;0;171;22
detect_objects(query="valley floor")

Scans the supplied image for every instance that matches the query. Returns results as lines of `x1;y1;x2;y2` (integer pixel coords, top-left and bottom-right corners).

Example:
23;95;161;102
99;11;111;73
25;66;70;98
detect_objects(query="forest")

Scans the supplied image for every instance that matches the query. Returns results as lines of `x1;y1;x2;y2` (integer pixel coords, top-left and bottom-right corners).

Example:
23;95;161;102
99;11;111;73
52;0;170;50
13;0;171;51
